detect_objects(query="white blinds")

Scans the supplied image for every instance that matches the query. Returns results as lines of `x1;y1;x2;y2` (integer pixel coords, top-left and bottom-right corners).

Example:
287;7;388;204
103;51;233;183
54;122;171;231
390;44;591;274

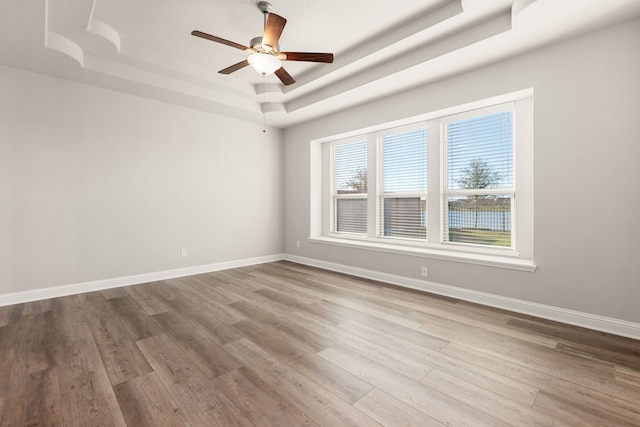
335;141;367;193
382;129;428;193
380;128;428;240
446;111;513;190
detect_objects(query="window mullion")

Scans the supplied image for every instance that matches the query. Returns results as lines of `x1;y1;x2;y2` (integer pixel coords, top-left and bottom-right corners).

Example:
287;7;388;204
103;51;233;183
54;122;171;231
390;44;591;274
367;134;378;239
427;119;441;245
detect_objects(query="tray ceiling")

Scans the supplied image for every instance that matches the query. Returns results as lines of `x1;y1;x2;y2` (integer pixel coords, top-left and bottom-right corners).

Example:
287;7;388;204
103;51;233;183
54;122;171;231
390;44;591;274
1;0;639;128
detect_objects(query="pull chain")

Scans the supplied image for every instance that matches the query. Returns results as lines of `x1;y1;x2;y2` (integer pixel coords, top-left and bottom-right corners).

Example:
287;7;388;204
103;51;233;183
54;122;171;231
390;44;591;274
262;75;267;133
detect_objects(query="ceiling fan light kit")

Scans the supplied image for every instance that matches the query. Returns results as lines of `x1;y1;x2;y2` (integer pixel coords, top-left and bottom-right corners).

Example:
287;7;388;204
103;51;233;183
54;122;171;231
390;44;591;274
191;1;333;85
247;52;281;75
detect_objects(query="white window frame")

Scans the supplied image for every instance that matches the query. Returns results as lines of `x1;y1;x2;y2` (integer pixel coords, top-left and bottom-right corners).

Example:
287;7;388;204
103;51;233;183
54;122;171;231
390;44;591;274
330;137;370;236
440;103;516;251
377;122;429;242
311;90;535;271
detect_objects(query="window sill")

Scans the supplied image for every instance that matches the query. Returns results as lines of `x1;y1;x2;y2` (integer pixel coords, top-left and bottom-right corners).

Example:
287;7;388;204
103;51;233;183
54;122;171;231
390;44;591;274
308;236;537;272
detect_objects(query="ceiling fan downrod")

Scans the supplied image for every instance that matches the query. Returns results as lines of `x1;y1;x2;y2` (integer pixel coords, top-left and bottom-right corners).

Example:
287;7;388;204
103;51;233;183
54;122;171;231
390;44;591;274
258;1;272;31
253;2;276;53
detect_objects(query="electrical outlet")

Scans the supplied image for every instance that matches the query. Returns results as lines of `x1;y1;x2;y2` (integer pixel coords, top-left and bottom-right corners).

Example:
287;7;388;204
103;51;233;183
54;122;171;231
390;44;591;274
296;240;301;248
421;266;428;277
181;249;188;258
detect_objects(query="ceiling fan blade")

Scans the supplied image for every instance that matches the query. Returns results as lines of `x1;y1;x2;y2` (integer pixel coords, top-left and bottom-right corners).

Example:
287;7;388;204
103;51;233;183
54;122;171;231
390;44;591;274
278;52;334;63
219;60;250;75
275;67;295;86
262;13;286;50
191;30;251;52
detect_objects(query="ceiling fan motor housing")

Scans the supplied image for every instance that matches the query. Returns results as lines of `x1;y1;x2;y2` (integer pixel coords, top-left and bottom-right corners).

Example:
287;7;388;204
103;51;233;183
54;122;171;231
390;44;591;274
250;37;279;54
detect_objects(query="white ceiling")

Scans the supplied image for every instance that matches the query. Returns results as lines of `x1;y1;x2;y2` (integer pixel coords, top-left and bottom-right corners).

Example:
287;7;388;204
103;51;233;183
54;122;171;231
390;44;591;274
2;0;639;128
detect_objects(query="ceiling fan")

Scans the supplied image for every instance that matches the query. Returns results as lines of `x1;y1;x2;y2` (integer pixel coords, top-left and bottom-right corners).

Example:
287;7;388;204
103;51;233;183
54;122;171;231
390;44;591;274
191;1;333;86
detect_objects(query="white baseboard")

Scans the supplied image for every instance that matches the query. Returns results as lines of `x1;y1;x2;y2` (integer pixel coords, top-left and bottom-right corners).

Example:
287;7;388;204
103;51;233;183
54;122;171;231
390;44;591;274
4;252;639;340
283;254;640;340
0;254;285;307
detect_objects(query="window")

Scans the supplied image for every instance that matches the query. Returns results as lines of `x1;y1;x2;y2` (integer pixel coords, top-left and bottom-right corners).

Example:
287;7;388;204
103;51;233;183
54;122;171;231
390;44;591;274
332;139;368;234
379;127;428;240
314;91;534;270
443;108;514;248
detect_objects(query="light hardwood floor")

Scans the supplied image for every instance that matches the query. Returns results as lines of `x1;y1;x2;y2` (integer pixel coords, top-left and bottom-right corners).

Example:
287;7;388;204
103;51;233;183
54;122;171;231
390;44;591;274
1;261;639;426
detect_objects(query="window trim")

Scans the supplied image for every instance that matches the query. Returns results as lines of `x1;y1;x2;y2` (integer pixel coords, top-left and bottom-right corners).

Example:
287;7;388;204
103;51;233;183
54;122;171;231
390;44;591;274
311;89;535;272
308;235;535;271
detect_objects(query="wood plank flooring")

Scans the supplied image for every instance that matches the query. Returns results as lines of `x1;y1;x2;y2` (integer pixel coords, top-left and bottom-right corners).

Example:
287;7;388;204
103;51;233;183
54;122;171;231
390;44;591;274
1;260;640;426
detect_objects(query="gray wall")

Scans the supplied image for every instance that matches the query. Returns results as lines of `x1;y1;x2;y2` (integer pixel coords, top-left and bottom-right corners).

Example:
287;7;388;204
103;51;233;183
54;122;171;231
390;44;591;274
283;18;640;323
0;66;283;294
